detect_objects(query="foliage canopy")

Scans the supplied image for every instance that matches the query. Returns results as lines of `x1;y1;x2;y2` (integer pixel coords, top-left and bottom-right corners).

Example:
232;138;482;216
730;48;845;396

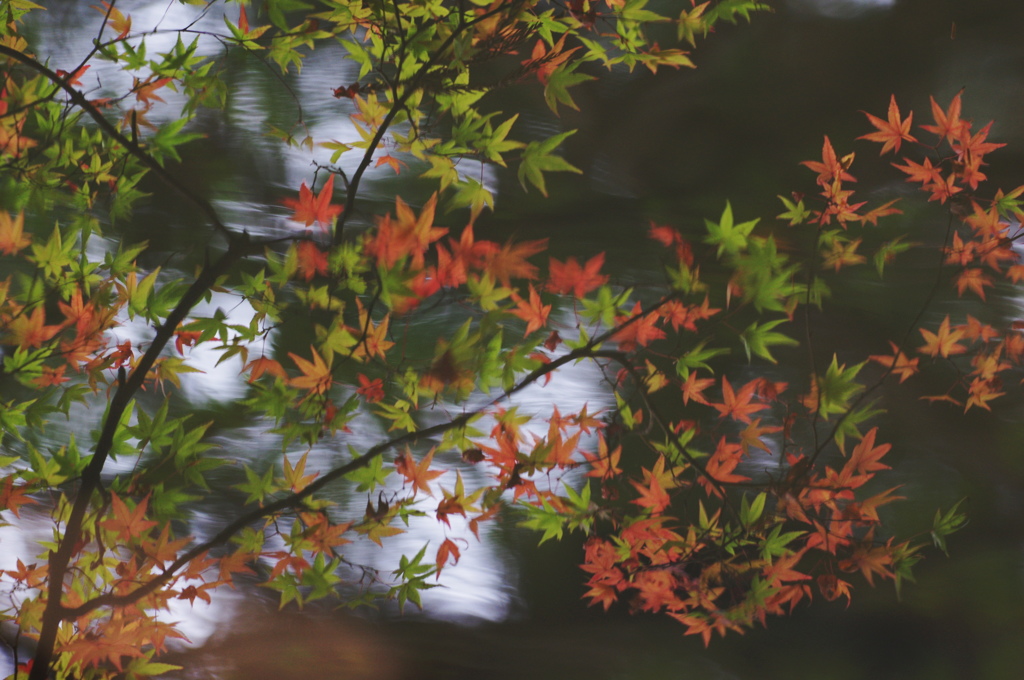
0;1;1017;678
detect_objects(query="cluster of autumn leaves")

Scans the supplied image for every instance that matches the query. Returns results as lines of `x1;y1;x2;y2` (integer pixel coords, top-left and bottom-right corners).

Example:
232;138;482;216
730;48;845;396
1;0;1021;676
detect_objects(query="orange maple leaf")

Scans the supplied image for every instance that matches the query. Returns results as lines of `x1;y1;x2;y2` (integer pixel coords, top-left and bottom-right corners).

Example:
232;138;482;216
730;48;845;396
485;237;548;286
858;94;916;155
509;284;551;335
0;211;30;255
395;447;445;497
681;371;714;405
288;345;333;397
92;1;131;39
868;341;918;383
955;268;992;300
612;302;666;351
893;156;943;186
133;77;172;110
6;305;60;349
243;355;287;383
801;136;855;187
582;433;622;479
839;541;894;586
918;316;967;358
100;493;158;543
921;92;968;143
844;427;892;477
711;377;768;424
0;476;37;517
630;474;671;514
375;154;408;174
365;193;447;269
965;376;1003;412
282;174;343;231
522;35;579;85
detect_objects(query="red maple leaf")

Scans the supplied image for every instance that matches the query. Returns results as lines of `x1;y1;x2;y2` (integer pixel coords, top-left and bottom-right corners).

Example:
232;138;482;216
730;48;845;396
547;253;608;297
282;174;343;231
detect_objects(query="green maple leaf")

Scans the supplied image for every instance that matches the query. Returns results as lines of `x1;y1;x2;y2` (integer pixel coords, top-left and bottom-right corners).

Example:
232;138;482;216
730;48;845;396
705;201;759;256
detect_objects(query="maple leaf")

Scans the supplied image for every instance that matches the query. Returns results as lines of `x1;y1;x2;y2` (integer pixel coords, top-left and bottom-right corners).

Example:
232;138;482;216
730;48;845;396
522;35;580;85
868;341;918;383
435;537;462;578
55;64;90;87
133;76;172;110
365;193;447;269
288;345;333;397
858;199;901;226
485;237;548;286
844;427;892;476
801;136;855;187
356;374;385;402
921;92;968;143
349;301;395;361
711;377;768;423
283;451;317;492
918;316;967;358
817;573;853;605
32;364;69;388
0;476;37;517
243;355;287;383
547;253;609;297
630;474;671;514
612;302;667;351
375;154;408;174
965;376;1003;412
739;418;782;454
582;433;622;479
893;155;943;186
839;542;894;586
6;305;60;349
681;370;715;405
295;240;329;281
701;437;750;495
0;211;30;255
858;95;916;154
92;1;131;39
955;268;992;300
217;551;257;584
304;515;353;555
648;222;694;265
395;447;445;497
282;174;343;232
100;493;158;543
509;284;551;336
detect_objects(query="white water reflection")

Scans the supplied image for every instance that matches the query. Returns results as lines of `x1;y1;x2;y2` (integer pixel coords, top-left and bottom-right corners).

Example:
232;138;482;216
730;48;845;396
787;0;895;18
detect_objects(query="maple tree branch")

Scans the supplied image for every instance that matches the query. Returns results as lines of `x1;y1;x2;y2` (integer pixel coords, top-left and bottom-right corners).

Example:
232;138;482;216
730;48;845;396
333;0;530;244
60;292;682;618
29;238;254;680
0;44;237;244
